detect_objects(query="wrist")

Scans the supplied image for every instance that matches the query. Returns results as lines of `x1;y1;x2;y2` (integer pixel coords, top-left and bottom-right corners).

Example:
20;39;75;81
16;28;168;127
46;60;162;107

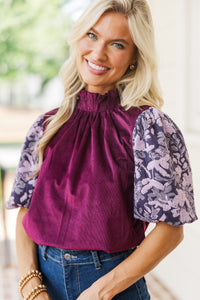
23;284;47;300
36;292;51;300
92;273;118;300
93;263;136;300
22;277;43;296
19;269;49;299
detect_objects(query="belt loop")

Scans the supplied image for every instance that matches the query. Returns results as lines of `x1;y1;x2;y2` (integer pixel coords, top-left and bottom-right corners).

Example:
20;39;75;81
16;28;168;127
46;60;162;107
91;251;102;270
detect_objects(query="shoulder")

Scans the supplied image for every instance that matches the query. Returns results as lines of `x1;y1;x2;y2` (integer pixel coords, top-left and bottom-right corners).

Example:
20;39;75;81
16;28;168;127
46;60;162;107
43;108;59;120
25;114;45;145
134;106;179;131
28;108;58;136
133;107;183;146
42;108;59;130
44;108;59;117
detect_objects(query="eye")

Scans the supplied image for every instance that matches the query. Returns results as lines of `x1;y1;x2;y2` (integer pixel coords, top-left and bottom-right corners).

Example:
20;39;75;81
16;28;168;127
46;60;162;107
87;32;97;40
113;43;125;49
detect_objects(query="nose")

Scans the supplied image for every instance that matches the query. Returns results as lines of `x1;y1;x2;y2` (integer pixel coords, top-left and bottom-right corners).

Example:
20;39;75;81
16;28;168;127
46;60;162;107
92;41;107;61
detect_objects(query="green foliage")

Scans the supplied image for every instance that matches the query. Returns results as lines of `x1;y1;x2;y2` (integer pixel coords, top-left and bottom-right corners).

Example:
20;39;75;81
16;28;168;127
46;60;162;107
0;0;71;90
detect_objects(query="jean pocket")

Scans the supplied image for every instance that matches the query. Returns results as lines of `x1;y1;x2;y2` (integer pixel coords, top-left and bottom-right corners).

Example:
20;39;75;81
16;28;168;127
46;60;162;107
38;245;62;263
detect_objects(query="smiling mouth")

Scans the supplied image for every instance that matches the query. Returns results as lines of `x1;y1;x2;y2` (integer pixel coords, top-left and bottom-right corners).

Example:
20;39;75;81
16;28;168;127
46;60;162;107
87;60;109;71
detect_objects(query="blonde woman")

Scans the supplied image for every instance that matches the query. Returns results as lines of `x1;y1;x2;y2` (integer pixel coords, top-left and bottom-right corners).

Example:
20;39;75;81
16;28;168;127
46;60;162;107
7;0;197;299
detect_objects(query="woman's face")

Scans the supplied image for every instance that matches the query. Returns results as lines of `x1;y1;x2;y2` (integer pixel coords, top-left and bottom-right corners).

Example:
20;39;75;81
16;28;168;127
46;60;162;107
76;12;136;94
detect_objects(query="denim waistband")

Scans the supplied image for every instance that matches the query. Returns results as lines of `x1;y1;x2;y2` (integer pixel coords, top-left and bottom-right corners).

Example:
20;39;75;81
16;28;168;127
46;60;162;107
38;245;136;270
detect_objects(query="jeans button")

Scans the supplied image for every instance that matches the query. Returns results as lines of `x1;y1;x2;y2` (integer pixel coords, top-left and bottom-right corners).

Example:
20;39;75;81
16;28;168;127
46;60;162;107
64;253;71;260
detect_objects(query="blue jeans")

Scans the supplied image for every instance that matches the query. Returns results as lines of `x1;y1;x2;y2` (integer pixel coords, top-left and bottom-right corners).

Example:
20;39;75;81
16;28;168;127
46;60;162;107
38;245;150;300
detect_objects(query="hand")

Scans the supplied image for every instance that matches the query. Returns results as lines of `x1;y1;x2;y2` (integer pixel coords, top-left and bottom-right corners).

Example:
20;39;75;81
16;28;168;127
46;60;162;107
76;280;112;300
77;287;108;300
77;287;101;300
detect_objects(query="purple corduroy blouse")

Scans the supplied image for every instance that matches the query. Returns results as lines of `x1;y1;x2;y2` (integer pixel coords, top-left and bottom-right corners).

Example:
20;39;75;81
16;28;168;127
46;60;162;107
6;90;197;252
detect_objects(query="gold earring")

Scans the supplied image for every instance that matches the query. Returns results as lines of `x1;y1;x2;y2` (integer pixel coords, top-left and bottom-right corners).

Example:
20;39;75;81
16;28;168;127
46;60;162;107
129;64;135;70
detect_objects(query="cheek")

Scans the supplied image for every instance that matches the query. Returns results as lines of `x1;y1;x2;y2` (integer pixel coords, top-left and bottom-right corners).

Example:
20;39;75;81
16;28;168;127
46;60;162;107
112;53;131;71
77;38;90;58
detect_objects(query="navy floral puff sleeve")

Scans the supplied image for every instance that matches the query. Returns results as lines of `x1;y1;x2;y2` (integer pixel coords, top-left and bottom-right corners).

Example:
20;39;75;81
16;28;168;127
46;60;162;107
132;107;198;225
6;115;44;209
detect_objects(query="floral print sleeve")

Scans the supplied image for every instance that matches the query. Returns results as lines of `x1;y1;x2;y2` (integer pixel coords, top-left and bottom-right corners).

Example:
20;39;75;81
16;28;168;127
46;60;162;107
6;115;44;209
132;107;198;225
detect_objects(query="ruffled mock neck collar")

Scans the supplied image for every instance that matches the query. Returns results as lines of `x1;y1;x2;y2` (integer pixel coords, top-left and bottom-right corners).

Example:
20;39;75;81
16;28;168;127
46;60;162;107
77;89;120;112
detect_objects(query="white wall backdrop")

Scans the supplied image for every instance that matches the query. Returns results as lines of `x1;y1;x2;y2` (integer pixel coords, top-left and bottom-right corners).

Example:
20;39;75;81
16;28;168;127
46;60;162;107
148;0;200;299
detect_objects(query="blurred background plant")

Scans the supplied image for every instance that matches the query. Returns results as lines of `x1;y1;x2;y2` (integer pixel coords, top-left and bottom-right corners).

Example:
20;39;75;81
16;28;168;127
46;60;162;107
0;0;72;108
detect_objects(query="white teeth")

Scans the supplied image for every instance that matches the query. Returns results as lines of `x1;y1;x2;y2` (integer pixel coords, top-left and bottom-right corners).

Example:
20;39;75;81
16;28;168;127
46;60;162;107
88;60;108;71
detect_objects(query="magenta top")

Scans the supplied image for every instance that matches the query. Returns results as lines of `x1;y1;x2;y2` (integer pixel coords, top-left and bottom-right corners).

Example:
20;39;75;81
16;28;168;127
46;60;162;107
7;90;197;252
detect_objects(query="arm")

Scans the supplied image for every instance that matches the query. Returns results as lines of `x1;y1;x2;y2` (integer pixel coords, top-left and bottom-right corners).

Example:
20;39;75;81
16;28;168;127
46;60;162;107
77;222;183;300
16;207;51;299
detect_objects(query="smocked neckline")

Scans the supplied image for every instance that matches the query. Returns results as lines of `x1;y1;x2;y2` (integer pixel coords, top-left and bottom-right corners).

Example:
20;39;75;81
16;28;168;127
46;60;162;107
76;89;120;112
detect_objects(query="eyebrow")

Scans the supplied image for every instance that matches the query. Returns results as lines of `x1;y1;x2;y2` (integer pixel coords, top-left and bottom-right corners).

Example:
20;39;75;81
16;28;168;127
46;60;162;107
90;27;130;45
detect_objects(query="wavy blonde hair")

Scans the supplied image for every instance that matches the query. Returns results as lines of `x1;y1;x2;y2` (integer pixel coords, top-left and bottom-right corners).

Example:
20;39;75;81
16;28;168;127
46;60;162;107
36;0;163;174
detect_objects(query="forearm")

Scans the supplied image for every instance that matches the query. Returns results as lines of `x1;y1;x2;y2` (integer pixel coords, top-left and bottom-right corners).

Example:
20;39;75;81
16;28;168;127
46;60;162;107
16;207;38;275
93;222;184;299
16;207;51;299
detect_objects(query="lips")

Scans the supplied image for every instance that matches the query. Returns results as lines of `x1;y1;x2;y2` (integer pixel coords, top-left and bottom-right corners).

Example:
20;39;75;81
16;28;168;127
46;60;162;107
85;59;110;73
87;60;109;71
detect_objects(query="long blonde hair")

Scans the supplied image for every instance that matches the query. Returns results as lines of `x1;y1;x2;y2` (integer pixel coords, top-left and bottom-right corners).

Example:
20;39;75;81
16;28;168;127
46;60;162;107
36;0;163;174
